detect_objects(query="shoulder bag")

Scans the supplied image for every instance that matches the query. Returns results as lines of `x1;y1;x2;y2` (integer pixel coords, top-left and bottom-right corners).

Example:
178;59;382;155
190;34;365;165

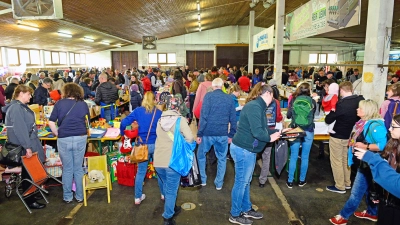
130;109;157;163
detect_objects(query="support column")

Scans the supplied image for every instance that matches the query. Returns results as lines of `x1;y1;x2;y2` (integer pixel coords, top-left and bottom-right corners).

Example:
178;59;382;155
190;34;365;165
1;47;8;67
361;0;394;106
39;50;45;68
273;0;285;85
248;11;255;74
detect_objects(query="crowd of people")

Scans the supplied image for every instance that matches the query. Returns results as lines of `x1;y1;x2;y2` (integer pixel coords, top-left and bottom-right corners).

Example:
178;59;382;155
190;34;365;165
2;63;400;225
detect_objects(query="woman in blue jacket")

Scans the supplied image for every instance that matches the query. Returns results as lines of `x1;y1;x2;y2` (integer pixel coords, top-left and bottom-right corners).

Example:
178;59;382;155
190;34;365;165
330;99;388;225
120;91;162;205
355;113;400;225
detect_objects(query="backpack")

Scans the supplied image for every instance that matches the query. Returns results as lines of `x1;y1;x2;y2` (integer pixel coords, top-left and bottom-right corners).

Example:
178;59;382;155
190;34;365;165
291;96;314;128
266;100;277;127
173;81;187;100
384;99;400;130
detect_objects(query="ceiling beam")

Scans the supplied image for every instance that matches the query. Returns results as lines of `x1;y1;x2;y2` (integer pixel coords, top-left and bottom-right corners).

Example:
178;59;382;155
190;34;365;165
0;8;11;15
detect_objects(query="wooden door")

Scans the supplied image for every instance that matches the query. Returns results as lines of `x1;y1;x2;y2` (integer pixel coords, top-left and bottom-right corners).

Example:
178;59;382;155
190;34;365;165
111;51;138;72
186;51;214;71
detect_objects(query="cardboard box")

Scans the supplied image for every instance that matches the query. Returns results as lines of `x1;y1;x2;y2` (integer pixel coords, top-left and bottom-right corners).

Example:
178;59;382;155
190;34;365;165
107;152;119;182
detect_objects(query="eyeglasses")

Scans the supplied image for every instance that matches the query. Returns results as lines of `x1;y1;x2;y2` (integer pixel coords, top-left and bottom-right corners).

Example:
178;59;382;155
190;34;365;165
390;125;400;129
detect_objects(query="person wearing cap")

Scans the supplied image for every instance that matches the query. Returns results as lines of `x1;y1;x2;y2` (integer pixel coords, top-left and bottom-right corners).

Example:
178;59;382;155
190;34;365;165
34;77;53;106
154;94;195;225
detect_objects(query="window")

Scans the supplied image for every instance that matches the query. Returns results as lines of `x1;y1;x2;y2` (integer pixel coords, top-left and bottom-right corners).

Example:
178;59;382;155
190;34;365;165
167;53;176;64
308;54;318;64
75;53;81;64
0;51;2;66
30;50;40;65
318;54;327;63
327;54;337;64
44;51;52;64
69;53;75;64
19;50;30;64
59;52;67;64
80;54;86;64
148;53;176;64
51;52;60;64
7;48;19;65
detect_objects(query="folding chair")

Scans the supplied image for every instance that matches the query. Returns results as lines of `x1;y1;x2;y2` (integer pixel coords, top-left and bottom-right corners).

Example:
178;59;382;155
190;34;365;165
83;155;112;206
17;152;63;213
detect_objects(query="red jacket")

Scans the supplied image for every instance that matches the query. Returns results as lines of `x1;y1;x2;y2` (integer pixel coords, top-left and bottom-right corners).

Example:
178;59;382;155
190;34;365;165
142;77;151;93
238;76;251;92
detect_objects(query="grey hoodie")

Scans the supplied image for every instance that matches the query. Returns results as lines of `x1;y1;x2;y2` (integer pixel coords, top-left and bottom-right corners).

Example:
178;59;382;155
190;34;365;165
3;100;45;162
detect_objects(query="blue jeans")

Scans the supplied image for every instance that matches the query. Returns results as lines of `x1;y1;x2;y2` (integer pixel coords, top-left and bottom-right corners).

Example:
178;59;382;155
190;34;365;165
288;131;314;182
155;167;181;219
57;135;87;201
135;144;163;198
104;108;111;122
340;170;378;219
197;136;228;188
230;144;256;217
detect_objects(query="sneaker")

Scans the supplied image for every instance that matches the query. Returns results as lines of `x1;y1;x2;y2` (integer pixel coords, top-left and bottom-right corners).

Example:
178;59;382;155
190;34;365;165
329;215;348;225
63;200;73;204
229;214;253;225
326;186;346;194
75;199;83;203
134;194;146;205
298;181;307;187
286;181;293;189
243;208;263;219
259;182;265;188
216;187;222;190
345;186;351;190
354;210;377;222
161;194;165;201
201;183;206;187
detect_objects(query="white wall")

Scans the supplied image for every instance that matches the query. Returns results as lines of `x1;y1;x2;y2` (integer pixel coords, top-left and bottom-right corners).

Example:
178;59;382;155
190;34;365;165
86;25;265;68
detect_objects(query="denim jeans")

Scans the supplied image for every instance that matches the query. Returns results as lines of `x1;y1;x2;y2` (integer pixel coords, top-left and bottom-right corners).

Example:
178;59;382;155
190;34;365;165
155;167;181;219
197;136;228;188
288;131;314;182
135;144;163;198
230;143;256;217
57;135;87;201
104;108;111;122
340;170;378;219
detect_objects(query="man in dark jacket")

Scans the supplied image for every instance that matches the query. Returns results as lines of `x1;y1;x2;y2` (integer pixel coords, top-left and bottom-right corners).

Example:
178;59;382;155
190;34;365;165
197;78;237;190
5;78;19;100
33;78;52;106
325;81;364;194
94;73;119;121
80;78;95;99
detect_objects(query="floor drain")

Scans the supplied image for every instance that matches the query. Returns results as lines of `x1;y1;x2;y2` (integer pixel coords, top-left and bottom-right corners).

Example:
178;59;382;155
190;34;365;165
289;220;302;225
181;202;196;210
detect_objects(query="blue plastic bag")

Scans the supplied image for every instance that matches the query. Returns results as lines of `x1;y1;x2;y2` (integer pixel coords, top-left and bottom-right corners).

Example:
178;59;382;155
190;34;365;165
169;117;197;176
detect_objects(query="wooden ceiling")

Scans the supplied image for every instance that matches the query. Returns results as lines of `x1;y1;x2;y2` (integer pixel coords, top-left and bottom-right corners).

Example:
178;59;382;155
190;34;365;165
0;0;398;53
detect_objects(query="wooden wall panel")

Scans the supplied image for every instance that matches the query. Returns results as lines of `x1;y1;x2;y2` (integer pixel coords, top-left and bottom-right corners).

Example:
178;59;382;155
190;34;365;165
186;51;214;70
216;46;248;69
111;51;138;72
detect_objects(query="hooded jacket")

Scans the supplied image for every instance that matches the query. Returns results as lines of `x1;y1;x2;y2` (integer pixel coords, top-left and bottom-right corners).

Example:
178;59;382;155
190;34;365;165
3;100;45;162
94;81;119;105
153;110;194;168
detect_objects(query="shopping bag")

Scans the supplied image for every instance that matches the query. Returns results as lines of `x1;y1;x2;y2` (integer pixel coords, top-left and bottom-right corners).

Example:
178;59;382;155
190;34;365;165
0;142;25;166
130;136;149;163
180;149;202;187
169;117;196;176
116;161;137;187
275;140;288;175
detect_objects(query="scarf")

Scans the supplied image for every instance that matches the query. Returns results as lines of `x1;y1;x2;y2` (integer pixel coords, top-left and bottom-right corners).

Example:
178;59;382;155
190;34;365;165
347;119;366;166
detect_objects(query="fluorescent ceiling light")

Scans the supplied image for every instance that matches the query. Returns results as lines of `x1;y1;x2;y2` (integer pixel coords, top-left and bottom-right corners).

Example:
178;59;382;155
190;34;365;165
197;2;200;11
83;37;94;42
101;41;110;45
58;31;72;38
198;14;201;21
199;27;202;32
17;23;39;31
115;44;121;48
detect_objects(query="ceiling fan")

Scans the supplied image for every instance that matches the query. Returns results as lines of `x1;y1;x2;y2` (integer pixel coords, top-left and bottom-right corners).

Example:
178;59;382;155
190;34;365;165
142;36;157;50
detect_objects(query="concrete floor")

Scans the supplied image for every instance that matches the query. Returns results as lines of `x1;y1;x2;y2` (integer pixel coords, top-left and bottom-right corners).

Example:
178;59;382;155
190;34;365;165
0;143;376;225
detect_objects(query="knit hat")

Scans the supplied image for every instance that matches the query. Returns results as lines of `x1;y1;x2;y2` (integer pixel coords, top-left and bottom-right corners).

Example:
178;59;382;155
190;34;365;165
130;84;138;92
328;83;339;95
30;74;39;81
165;95;182;111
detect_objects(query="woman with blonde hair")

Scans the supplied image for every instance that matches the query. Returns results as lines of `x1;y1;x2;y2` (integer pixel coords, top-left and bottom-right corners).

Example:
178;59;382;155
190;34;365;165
188;73;199;124
120;91;163;205
330;99;388;225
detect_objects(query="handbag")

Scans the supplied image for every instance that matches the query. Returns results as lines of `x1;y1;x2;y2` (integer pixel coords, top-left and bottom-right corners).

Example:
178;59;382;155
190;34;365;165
180;148;202;187
0;142;25;166
169;117;197;176
130;109;157;163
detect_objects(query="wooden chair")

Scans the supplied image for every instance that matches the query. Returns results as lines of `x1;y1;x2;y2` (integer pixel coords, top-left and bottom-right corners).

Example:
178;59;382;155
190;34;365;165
17;152;62;213
83;155;112;206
